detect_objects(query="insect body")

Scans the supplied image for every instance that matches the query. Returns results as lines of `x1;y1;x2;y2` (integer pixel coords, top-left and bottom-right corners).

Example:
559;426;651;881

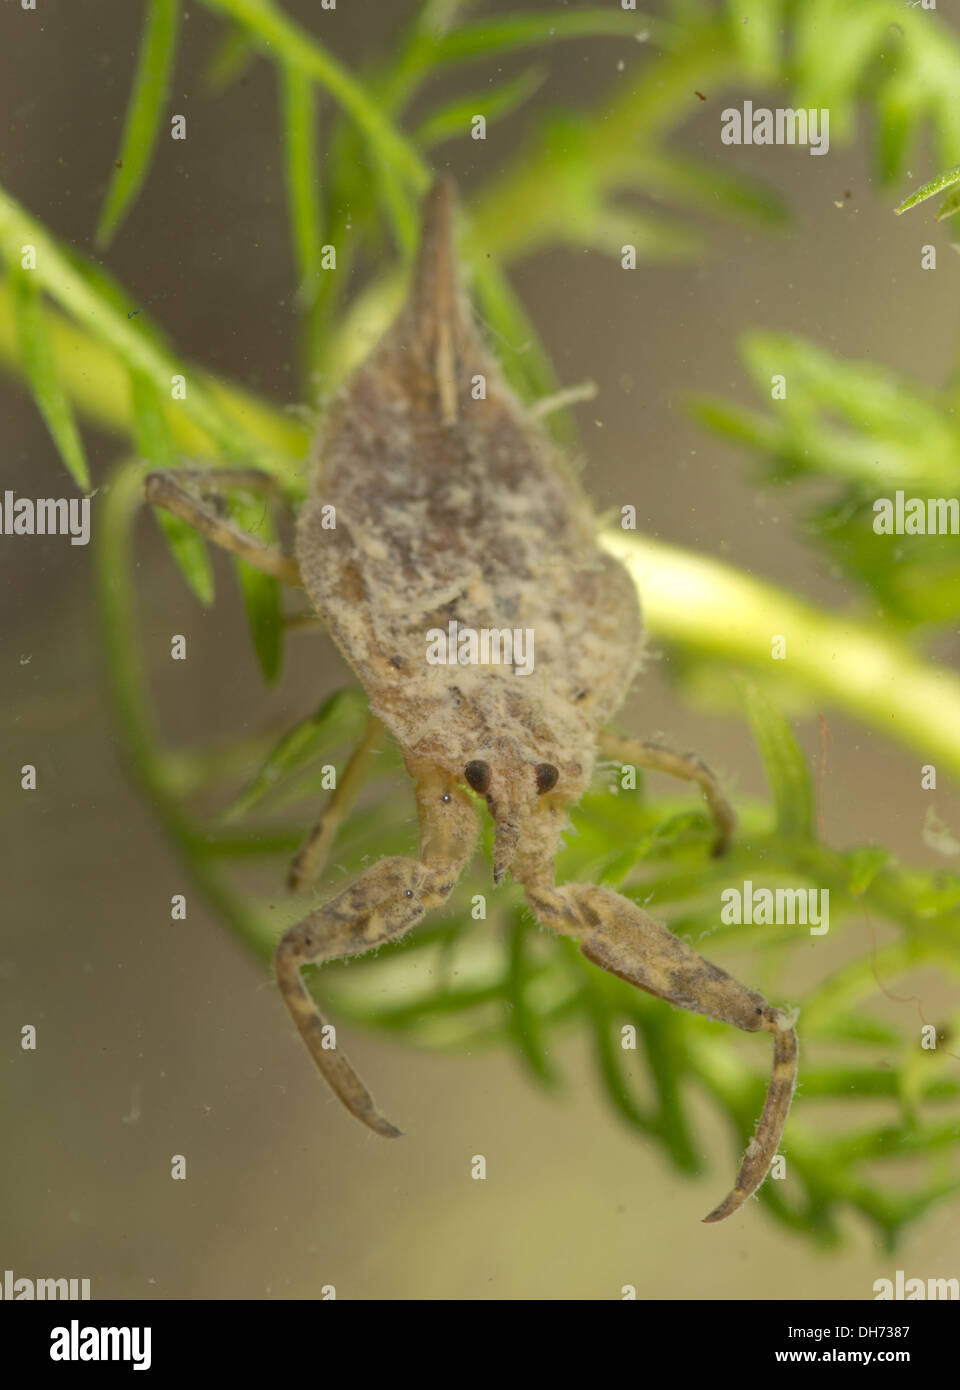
146;179;797;1223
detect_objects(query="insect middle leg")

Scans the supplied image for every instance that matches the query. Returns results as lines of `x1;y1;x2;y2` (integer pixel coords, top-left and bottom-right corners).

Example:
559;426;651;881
287;712;387;891
522;874;798;1222
599;730;735;856
144;467;301;585
275;767;477;1136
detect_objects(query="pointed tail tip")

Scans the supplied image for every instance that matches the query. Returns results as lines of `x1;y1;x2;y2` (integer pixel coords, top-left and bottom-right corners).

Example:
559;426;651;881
424;173;457;214
418;175;458;257
410;175;461;332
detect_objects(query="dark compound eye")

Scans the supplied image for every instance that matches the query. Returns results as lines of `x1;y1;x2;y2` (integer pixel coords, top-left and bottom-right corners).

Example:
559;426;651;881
535;762;559;794
464;760;491;794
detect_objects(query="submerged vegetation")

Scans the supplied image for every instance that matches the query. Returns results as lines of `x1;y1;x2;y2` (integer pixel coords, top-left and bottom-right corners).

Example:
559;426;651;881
4;0;960;1243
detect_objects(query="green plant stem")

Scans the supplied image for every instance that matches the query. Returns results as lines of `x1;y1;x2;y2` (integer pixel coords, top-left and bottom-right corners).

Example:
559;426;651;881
469;22;736;259
0;279;308;466
0;187;273;465
198;0;425;190
603;527;960;781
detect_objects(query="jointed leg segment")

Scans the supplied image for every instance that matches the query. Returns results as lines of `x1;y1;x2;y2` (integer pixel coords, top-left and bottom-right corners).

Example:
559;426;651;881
522;873;798;1222
287;713;387;891
274;767;477;1136
701;1017;798;1223
599;730;735;856
144;468;301;585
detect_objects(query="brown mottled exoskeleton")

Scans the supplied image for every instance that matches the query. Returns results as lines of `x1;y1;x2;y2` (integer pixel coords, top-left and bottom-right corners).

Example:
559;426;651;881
146;179;797;1223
